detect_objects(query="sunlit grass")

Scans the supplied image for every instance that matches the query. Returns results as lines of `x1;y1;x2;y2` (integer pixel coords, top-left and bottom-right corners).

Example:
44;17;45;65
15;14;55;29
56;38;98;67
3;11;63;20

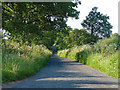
0;47;2;84
58;36;119;78
0;38;2;84
2;39;52;83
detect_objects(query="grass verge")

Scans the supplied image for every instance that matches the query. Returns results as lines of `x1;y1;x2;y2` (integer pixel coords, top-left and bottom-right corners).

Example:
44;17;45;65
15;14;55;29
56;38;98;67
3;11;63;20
58;36;119;78
2;39;52;83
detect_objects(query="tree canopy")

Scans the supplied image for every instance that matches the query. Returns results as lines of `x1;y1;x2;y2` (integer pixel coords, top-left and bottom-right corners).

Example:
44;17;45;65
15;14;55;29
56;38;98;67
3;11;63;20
55;28;91;49
2;3;115;50
81;7;112;42
2;1;81;49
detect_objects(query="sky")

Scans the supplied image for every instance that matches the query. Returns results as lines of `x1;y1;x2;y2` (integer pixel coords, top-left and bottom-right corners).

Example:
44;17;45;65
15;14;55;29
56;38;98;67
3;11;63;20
67;0;119;34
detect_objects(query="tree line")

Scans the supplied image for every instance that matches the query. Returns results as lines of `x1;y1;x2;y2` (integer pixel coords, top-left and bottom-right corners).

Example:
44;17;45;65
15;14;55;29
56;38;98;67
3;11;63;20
2;2;113;50
2;1;81;49
55;7;113;50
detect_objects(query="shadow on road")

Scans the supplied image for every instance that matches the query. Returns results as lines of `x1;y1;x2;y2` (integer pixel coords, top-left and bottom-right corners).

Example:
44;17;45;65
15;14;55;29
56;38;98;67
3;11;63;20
11;54;118;88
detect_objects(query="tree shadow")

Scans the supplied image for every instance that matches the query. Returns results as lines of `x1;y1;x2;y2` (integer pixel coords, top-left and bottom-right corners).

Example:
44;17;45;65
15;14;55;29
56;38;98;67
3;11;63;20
12;54;118;88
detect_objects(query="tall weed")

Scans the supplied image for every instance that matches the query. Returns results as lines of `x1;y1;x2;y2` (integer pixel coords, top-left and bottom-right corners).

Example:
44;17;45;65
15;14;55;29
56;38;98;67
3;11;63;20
2;39;52;83
58;36;119;78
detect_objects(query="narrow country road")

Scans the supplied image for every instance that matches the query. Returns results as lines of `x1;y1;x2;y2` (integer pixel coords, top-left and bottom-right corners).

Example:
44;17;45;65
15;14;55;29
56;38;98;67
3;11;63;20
3;54;118;88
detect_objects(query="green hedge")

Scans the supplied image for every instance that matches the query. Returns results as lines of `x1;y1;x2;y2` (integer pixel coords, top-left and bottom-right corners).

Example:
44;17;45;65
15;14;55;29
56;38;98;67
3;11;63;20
2;40;52;83
58;36;119;78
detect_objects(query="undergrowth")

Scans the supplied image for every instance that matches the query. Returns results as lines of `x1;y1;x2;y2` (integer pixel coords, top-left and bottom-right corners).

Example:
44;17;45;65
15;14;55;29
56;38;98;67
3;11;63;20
2;39;52;83
58;36;119;78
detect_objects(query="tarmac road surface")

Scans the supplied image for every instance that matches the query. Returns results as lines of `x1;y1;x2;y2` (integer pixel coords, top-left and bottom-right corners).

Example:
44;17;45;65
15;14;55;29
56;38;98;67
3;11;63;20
3;54;118;88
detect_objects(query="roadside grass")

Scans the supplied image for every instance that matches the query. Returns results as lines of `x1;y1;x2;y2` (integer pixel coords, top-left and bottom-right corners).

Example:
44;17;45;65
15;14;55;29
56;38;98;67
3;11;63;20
2;39;52;83
0;39;2;84
0;47;2;84
86;52;118;78
58;36;119;78
2;55;51;83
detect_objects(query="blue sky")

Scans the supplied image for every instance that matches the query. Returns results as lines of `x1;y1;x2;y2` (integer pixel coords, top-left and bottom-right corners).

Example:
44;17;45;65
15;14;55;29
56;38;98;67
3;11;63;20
67;0;119;34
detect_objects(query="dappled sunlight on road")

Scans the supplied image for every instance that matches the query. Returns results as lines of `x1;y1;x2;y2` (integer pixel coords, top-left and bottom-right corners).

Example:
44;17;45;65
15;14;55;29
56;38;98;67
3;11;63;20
57;70;81;73
10;54;118;88
35;77;117;81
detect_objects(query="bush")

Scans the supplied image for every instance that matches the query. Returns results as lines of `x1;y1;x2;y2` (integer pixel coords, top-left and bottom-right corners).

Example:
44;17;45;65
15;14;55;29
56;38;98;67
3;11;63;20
2;39;52;83
57;36;119;78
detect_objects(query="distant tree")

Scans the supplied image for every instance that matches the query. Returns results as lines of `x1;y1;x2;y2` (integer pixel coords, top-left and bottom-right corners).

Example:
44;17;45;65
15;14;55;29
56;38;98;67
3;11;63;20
68;29;91;46
55;28;91;49
81;7;112;42
111;33;120;37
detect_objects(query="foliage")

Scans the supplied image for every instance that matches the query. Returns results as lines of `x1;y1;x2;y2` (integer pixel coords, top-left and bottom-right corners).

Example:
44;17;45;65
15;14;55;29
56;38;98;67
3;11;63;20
58;35;120;78
81;7;112;42
0;31;4;39
0;40;1;84
2;1;81;83
2;2;81;48
86;52;118;78
2;39;52;83
55;28;91;50
68;29;91;46
111;33;120;37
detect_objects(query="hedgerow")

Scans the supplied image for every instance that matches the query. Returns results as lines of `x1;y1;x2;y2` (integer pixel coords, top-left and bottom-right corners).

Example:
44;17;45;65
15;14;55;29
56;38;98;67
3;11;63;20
58;35;119;78
2;39;52;83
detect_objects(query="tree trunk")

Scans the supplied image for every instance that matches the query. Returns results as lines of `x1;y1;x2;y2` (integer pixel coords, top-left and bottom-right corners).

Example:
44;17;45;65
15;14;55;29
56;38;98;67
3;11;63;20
91;29;93;42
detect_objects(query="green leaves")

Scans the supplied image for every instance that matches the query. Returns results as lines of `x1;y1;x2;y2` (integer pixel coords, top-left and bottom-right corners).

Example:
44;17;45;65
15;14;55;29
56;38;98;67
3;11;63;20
2;2;80;48
55;28;91;49
81;7;112;42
